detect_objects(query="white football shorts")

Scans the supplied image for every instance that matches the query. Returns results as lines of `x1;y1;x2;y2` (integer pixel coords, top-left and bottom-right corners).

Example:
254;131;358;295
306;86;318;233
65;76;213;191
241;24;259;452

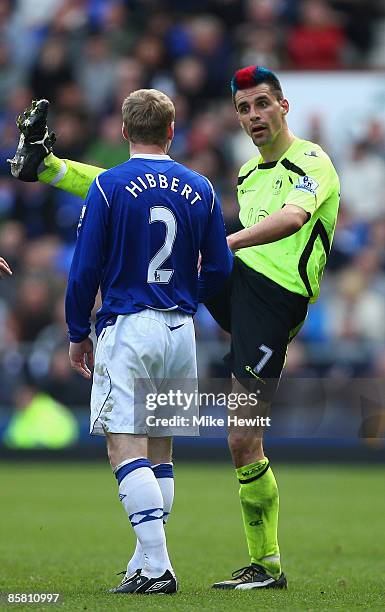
90;309;197;437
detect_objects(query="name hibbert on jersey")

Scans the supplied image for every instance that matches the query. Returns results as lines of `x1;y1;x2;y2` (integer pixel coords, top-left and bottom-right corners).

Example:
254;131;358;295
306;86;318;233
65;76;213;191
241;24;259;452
126;172;203;204
146;415;272;427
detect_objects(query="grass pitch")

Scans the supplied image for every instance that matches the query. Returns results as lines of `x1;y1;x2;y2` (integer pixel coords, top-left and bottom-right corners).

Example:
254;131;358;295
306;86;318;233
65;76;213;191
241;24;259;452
1;461;385;611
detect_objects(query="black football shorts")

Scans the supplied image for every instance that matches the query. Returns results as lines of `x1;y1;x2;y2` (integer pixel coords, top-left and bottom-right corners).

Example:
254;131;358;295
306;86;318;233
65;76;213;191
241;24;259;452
205;257;309;401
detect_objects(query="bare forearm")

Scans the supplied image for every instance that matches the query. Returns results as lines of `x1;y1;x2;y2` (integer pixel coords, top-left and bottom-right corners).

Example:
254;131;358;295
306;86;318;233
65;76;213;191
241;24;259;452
228;207;308;251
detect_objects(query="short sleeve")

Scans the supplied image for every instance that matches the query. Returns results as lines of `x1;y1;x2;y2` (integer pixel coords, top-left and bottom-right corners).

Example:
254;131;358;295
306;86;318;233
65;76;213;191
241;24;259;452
284;155;335;216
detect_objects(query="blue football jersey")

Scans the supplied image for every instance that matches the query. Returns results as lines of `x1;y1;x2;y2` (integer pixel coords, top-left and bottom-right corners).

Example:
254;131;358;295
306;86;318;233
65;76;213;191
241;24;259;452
66;154;233;342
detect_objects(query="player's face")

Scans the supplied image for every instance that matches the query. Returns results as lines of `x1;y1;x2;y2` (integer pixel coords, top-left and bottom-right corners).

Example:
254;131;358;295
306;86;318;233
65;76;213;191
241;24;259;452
235;84;289;148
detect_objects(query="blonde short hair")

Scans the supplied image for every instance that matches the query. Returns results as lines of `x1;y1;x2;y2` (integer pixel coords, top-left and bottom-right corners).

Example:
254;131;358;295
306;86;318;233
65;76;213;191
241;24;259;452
122;89;175;146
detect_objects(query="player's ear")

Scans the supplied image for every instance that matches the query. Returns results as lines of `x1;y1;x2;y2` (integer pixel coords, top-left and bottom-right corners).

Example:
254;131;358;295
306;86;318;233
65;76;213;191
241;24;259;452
280;99;289;116
122;124;129;141
233;95;243;127
167;121;175;141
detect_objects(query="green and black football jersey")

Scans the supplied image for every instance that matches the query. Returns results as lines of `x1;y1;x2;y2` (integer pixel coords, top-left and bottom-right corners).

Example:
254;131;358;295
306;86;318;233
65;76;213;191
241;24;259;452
235;137;340;302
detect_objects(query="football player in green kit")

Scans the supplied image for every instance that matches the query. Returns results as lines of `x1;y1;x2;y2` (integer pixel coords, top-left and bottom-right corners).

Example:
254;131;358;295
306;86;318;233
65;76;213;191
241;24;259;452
206;66;339;590
9;66;339;591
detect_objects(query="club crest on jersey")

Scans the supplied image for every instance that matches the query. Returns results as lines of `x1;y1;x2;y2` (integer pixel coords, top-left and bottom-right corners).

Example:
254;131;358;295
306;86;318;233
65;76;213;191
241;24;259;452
295;175;319;194
272;175;284;195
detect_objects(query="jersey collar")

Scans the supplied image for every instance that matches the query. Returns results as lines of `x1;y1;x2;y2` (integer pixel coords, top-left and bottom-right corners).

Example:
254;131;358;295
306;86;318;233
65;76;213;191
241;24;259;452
129;154;172;160
258;161;277;169
257;137;299;169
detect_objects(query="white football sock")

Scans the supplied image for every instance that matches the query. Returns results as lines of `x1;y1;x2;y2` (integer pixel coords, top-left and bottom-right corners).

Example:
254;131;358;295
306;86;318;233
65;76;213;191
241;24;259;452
153;463;175;525
126;462;174;575
115;458;173;578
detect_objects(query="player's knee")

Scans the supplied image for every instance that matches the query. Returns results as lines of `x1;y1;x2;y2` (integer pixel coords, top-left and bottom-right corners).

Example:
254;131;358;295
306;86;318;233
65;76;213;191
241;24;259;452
105;434;126;470
106;444;118;471
228;430;263;465
228;430;261;452
106;433;148;471
148;436;173;464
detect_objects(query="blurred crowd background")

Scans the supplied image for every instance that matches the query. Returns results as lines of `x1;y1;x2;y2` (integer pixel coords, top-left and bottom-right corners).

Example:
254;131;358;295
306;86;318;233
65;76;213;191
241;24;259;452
1;0;385;448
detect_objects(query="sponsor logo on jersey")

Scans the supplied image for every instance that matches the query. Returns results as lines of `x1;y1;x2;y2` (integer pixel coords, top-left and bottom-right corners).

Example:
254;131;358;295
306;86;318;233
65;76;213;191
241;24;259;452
295;175;319;194
305;150;319;157
239;188;257;195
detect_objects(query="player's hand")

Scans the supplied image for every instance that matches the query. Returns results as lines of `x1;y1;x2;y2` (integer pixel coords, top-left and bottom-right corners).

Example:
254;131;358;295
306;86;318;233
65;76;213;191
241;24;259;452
0;257;12;278
227;234;237;252
69;338;94;380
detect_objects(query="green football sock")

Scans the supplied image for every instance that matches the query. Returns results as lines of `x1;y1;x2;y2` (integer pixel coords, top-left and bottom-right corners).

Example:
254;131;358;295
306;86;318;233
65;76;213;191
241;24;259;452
236;457;281;578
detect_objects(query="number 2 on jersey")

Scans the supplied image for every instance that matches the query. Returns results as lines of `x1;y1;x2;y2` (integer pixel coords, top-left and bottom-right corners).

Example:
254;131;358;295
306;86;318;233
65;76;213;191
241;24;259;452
147;206;177;284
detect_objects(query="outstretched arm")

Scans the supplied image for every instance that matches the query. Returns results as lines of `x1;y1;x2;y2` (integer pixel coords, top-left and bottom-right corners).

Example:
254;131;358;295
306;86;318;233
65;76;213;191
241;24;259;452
8;99;108;200
38;154;106;200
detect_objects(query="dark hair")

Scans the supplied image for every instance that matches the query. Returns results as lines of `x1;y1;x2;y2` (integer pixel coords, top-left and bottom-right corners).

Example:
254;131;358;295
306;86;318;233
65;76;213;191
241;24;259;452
231;66;283;104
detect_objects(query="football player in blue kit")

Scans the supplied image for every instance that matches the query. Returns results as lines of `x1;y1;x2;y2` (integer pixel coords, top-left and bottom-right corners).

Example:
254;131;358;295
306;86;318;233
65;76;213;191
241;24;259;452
65;88;232;594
